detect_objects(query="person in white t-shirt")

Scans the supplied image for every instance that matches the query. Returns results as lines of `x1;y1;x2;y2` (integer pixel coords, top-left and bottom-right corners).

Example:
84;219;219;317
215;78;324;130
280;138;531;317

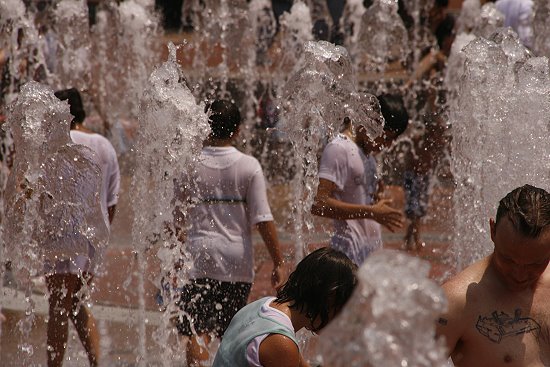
174;99;285;367
54;88;120;228
312;94;409;265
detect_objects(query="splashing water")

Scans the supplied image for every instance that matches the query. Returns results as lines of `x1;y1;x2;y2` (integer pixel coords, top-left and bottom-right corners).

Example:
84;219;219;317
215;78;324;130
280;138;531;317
533;0;550;57
130;43;210;365
279;40;383;260
456;0;481;34
353;0;409;73
319;250;448;367
341;0;366;48
91;0;160;137
51;0;92;91
274;1;314;84
472;3;504;39
450;30;550;270
3;81;107;362
0;0;50;104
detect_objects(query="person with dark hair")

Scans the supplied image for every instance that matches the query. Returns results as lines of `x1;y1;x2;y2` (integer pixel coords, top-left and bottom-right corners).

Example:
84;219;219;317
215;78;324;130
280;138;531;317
213;247;357;367
174;99;285;367
311;95;408;266
54;88;86;128
437;185;550;366
55;88;120;226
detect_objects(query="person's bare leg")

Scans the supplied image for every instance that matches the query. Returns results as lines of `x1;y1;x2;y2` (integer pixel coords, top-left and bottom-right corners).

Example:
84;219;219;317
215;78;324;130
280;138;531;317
404;220;415;250
70;275;99;366
412;218;423;250
187;333;212;367
46;274;76;367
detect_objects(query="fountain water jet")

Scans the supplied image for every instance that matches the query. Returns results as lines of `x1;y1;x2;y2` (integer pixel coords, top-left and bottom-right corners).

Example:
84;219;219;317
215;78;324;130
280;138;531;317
450;29;550;271
279;40;383;261
130;43;210;365
319;250;448;367
532;0;550;57
90;0;160;137
3;81;107;363
353;0;409;74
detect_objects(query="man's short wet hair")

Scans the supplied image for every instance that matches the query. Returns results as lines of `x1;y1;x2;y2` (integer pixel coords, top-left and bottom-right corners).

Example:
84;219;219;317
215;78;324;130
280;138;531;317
495;185;550;238
378;94;409;136
54;88;86;127
275;247;357;332
205;99;241;139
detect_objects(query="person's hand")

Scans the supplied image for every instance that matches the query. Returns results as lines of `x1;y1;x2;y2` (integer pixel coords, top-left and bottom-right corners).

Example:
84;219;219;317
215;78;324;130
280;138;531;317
271;263;285;290
369;199;403;232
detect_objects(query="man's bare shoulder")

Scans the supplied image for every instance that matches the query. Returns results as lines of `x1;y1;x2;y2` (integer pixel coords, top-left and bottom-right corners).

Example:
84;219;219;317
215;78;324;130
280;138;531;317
436;256;492;354
443;256;492;299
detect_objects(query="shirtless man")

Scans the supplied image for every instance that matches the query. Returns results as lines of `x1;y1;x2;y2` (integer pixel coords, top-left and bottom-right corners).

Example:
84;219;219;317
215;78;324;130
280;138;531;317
437;184;550;366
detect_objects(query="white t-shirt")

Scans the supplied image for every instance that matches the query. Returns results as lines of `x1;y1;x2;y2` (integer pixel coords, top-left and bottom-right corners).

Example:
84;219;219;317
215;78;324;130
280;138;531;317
246;297;294;367
70;130;120;228
184;146;274;283
41;145;109;275
318;134;382;265
495;0;533;48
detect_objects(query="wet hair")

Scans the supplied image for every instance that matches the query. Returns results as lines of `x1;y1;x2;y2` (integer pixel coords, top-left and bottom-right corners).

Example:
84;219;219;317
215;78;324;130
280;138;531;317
54;88;86;128
275;247;358;332
495;185;550;238
205;99;241;139
435;14;455;49
378;94;409;136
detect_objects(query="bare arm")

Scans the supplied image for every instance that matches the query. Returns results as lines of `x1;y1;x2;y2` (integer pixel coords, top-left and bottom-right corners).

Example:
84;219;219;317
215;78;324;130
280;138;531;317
436;280;466;357
257;221;285;289
259;334;306;367
406;50;446;88
311;178;403;232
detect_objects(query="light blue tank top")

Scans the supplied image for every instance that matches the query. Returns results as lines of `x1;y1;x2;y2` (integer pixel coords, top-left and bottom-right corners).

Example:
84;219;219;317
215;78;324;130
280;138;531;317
213;297;298;367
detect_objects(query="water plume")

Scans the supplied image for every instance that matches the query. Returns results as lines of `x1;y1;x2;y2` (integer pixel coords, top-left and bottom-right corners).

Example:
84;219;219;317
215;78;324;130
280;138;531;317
319;250;448;367
130;43;210;365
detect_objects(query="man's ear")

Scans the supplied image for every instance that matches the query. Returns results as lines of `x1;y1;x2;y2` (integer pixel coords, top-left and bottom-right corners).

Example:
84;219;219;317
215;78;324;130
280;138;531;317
490;218;496;243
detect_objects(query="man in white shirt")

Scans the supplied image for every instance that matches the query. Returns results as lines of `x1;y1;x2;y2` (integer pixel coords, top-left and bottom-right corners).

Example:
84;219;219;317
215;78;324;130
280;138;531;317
174;99;285;367
312;94;409;265
495;0;533;48
54;88;120;227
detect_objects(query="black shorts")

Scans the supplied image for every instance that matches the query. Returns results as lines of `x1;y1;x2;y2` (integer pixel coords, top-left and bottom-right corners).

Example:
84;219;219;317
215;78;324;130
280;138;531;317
174;278;251;338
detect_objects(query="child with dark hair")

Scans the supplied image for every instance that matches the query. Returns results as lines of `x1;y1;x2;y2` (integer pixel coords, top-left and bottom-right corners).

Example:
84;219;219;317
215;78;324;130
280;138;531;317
205;99;242;139
174;99;285;366
54;88;86;128
312;94;408;266
213;247;357;367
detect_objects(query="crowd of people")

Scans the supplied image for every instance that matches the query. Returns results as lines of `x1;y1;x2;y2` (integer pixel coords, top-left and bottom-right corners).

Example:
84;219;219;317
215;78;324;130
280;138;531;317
1;0;547;367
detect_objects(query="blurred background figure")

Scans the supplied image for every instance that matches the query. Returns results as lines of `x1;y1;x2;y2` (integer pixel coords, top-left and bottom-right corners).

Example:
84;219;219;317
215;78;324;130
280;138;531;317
495;0;533;48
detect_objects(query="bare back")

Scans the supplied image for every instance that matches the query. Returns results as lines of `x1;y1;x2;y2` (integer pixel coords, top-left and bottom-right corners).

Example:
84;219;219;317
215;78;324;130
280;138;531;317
438;257;550;367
